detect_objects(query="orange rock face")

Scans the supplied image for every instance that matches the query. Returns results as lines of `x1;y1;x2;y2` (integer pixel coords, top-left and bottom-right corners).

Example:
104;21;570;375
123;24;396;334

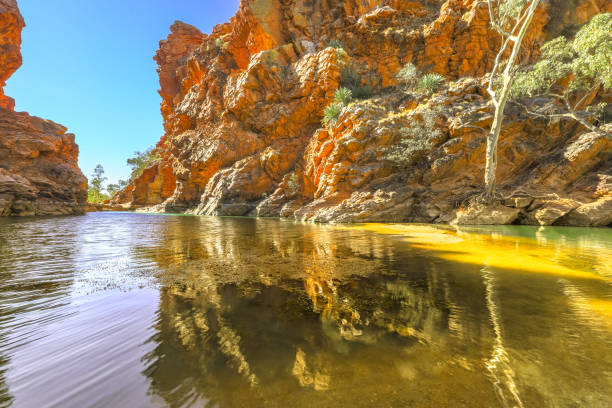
117;0;612;226
0;0;86;216
0;0;23;111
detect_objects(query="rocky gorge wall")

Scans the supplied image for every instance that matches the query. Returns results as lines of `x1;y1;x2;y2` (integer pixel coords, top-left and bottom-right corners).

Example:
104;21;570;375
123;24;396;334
0;0;86;216
115;0;612;227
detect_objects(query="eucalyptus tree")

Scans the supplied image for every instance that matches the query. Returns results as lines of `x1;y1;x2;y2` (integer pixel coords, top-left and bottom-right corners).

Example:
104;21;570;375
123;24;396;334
88;164;108;203
106;183;121;197
127;147;160;181
483;0;541;200
511;13;612;137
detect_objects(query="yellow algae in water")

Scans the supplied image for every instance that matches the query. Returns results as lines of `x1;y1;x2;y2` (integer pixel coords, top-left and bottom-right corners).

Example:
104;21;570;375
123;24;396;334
351;223;464;245
345;224;610;282
588;299;612;321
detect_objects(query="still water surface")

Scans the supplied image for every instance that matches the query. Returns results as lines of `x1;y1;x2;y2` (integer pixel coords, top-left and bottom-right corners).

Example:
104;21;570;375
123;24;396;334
0;213;611;407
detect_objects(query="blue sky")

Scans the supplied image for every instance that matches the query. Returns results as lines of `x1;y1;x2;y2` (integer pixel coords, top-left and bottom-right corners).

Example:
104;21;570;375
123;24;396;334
5;0;239;185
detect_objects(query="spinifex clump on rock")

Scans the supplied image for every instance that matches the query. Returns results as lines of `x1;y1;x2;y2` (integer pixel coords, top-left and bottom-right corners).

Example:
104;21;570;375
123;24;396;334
0;0;87;216
114;0;612;227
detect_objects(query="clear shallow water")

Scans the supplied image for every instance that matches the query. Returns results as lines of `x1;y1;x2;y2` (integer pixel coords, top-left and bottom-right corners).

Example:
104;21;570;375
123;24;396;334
0;213;611;408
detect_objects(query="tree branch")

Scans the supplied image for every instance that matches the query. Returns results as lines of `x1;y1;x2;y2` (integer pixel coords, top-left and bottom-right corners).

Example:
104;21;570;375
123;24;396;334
572;81;601;111
517;100;612;139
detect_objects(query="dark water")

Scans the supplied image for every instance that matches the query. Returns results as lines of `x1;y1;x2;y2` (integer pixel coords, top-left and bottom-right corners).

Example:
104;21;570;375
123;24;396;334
0;213;611;408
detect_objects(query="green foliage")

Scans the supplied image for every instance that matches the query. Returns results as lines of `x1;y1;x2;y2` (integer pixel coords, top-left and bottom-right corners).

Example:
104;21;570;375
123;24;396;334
587;102;609;121
511;13;612;127
396;64;445;95
340;65;359;89
328;39;345;50
339;65;375;99
322;102;343;127
499;0;529;19
396;63;419;87
322;88;355;128
90;164;106;191
88;190;109;204
127;147;160;181
287;172;300;194
572;13;612;89
385;108;442;168
331;41;376;100
513;14;612;98
329;41;348;64
215;38;225;48
334;87;353;105
416;73;445;94
351;85;374;99
106;183;121;197
88;164;108;203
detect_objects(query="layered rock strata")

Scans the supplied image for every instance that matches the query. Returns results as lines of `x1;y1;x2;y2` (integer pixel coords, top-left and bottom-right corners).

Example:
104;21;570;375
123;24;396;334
116;0;612;226
0;0;86;216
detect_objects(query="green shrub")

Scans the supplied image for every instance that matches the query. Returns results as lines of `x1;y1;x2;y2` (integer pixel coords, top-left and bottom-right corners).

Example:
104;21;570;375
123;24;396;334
322;102;343;127
352;85;374;99
416;73;445;94
340;65;359;88
328;39;345;50
334;87;353;105
88;189;109;204
385;108;442;168
396;63;419;88
287;172;300;194
339;65;375;98
215;38;224;48
328;40;348;62
322;87;355;127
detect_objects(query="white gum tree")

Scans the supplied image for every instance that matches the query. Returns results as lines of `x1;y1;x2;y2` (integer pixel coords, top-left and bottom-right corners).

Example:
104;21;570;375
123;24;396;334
483;0;541;201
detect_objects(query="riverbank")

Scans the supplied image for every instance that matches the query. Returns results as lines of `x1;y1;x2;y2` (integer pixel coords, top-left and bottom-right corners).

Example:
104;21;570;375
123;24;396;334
97;196;612;227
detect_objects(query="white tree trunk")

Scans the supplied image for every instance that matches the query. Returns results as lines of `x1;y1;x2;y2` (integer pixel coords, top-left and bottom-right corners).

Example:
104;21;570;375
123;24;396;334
484;110;505;199
484;0;541;201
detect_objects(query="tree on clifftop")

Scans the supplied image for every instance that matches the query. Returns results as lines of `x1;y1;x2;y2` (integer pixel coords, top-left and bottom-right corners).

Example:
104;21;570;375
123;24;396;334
127;147;160;181
482;0;542;201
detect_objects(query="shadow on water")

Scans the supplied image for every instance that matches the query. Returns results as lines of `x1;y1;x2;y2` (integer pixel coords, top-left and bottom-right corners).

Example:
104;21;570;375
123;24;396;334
0;214;611;407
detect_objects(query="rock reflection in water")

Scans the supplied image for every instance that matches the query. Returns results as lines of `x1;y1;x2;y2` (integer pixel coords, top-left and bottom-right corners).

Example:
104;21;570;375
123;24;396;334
133;218;500;407
0;214;611;408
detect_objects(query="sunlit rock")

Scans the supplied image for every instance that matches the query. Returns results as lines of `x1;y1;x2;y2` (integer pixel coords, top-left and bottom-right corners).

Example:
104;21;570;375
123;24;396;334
114;0;611;226
0;0;86;216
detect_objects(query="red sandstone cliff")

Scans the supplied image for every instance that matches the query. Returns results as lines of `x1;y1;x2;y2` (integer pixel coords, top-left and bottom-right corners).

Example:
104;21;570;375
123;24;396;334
0;0;86;216
116;0;612;226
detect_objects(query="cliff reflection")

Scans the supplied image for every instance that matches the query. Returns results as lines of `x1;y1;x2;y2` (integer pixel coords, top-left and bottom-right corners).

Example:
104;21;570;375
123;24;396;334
135;218;499;407
130;217;612;408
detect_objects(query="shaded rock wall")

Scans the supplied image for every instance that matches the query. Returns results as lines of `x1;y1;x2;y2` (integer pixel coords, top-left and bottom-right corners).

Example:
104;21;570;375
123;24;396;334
0;0;86;216
116;0;612;226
